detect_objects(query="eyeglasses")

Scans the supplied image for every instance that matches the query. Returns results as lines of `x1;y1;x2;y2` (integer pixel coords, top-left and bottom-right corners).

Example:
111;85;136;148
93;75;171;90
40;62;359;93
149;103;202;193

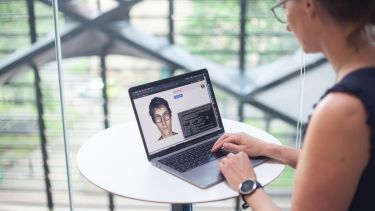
271;0;290;24
154;112;171;123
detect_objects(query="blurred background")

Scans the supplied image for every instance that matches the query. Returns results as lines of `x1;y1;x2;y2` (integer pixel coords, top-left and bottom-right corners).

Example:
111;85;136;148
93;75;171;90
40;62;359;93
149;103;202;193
0;0;335;210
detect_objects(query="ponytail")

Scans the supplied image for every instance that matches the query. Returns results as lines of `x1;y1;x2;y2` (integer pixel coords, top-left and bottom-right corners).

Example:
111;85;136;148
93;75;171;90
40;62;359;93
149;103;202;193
315;0;375;47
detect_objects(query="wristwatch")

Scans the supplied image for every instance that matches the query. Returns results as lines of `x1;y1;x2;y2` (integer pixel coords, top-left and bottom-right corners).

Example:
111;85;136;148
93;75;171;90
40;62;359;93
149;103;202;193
239;179;263;209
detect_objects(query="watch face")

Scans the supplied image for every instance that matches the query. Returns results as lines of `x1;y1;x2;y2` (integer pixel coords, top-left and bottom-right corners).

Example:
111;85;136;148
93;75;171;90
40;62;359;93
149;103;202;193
240;180;255;194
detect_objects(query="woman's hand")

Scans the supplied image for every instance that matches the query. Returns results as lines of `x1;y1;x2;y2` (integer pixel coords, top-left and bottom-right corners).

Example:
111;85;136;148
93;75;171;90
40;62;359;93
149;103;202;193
219;152;257;191
213;132;300;169
211;132;270;157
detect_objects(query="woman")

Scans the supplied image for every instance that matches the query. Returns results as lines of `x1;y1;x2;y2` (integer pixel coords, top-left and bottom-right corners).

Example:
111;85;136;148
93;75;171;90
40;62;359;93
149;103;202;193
211;0;375;210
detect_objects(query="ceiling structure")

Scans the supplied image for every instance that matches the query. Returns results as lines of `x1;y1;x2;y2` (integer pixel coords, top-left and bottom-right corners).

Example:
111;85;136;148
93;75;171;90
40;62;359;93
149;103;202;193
0;0;334;125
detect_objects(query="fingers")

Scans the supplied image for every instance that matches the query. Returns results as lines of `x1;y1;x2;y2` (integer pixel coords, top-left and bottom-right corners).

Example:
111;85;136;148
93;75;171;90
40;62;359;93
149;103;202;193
211;133;239;152
222;142;241;153
212;133;230;149
211;134;228;152
220;152;236;163
219;153;258;191
220;153;234;165
219;152;255;175
219;152;254;177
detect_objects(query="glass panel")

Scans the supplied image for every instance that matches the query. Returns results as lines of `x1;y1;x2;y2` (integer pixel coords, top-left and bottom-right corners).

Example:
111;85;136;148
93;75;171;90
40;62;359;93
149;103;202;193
0;0;62;210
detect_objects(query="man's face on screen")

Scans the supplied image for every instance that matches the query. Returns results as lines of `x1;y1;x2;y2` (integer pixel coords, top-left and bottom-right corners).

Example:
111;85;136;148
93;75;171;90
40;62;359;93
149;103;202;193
153;106;173;139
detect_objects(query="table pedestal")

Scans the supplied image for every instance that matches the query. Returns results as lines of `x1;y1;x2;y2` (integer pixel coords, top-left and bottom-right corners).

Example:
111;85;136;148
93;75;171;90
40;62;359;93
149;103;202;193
171;204;192;211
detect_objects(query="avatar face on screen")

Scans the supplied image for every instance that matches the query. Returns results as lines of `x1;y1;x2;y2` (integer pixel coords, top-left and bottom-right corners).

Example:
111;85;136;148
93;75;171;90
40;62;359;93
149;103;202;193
149;97;178;141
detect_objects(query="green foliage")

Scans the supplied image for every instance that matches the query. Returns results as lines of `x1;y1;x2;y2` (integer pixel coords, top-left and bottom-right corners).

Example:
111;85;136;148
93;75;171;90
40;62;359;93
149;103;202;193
179;0;298;67
244;117;265;129
0;1;28;56
64;57;91;74
0;1;60;58
268;166;295;187
34;1;55;35
179;0;239;65
0;134;39;171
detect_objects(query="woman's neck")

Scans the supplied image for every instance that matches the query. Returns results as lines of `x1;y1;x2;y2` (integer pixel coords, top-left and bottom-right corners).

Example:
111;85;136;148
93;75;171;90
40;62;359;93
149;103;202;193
334;43;375;81
321;30;375;82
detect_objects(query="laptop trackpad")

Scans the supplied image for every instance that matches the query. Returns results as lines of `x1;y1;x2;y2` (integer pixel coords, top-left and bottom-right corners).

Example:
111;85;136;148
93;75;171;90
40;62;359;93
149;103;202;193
183;159;223;189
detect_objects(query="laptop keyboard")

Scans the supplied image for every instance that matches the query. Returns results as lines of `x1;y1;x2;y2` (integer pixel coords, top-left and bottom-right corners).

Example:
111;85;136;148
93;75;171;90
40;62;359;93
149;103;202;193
158;140;228;173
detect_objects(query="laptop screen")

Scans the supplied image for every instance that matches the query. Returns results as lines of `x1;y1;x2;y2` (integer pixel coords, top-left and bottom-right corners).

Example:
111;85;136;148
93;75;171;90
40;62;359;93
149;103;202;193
129;69;224;157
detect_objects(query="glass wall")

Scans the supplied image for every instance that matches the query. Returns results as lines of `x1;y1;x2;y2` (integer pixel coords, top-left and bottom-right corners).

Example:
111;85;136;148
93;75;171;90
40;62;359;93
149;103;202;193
0;0;62;210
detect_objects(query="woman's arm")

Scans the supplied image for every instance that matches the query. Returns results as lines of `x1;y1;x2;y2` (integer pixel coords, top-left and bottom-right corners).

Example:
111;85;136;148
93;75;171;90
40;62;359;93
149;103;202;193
212;132;301;168
219;152;282;211
291;92;370;211
261;144;300;169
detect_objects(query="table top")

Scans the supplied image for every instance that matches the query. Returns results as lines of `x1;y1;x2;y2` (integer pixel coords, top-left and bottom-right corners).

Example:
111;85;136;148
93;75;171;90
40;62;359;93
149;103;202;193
77;119;285;204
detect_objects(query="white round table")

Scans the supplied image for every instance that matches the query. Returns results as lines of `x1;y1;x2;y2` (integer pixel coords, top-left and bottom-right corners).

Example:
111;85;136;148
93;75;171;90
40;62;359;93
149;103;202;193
77;119;285;210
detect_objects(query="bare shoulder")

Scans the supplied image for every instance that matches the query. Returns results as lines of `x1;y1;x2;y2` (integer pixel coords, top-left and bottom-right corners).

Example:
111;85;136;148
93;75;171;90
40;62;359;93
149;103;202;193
293;92;371;211
304;91;370;162
313;92;367;125
303;91;370;165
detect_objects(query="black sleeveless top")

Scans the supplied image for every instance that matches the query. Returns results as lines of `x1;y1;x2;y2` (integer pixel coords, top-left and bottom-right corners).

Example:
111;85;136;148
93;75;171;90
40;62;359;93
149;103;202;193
305;67;375;210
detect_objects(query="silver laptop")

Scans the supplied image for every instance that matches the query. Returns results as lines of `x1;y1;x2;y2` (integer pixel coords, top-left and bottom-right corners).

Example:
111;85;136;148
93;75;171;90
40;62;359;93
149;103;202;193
128;69;267;188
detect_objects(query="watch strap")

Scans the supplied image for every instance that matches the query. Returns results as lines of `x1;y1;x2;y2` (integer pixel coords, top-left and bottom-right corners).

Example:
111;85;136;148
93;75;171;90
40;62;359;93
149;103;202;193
240;180;262;209
241;194;250;209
